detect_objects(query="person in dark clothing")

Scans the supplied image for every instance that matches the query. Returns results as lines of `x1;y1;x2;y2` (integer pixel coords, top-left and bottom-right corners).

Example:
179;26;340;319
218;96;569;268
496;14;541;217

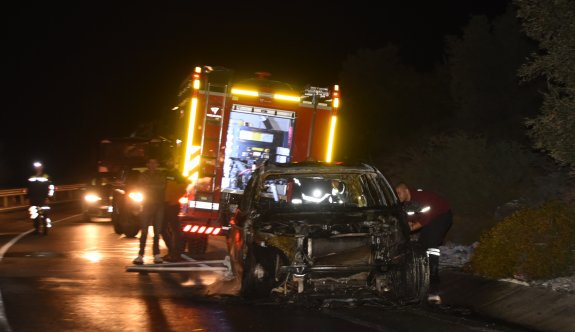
133;158;166;265
26;162;55;232
162;158;188;262
395;182;453;304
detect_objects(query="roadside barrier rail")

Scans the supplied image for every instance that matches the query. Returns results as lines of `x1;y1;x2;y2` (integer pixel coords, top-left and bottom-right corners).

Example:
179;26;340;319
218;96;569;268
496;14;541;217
0;184;86;212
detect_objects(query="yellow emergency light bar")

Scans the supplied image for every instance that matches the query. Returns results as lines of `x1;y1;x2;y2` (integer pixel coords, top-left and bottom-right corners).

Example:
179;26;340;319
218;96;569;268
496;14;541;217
232;88;300;102
274;94;301;102
193;67;201;90
333;85;340;109
325;115;337;162
231;88;258;97
183;97;199;177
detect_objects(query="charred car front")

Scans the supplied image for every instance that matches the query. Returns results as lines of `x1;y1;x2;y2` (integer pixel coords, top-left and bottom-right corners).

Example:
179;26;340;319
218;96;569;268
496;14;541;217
227;161;429;304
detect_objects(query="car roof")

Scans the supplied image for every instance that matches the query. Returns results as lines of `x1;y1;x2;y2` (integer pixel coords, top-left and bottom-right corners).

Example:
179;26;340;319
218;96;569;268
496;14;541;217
258;161;380;176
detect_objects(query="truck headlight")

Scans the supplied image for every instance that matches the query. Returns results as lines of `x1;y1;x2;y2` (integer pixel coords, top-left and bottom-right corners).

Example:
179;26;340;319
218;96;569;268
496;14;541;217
128;192;144;203
84;193;102;203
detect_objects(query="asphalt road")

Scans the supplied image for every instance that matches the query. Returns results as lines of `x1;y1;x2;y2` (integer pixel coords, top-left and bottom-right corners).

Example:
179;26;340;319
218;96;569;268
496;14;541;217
0;205;532;332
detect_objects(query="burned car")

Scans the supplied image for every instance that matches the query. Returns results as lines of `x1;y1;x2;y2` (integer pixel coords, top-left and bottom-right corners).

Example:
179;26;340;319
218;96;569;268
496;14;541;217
227;161;429;304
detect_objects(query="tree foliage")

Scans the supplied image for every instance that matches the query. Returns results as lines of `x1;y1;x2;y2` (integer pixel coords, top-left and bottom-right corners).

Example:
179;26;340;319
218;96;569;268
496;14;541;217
387;133;533;214
514;0;575;172
447;6;539;141
338;46;453;162
384;133;534;243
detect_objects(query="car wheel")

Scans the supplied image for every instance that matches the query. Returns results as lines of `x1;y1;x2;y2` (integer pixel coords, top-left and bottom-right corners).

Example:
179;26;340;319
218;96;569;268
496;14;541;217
240;245;281;299
186;236;208;255
391;244;430;305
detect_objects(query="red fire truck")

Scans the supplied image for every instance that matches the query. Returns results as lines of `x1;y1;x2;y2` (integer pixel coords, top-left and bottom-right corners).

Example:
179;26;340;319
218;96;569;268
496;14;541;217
172;66;341;253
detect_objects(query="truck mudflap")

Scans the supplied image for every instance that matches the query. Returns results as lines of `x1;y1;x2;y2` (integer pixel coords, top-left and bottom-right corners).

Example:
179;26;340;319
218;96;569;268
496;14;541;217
126;255;233;279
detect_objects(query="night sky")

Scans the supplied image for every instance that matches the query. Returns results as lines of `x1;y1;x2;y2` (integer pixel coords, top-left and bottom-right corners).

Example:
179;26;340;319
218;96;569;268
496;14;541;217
1;1;509;188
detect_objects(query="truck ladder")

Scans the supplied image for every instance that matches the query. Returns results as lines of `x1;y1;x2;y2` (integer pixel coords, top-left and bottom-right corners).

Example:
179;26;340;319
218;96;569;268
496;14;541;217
196;69;231;208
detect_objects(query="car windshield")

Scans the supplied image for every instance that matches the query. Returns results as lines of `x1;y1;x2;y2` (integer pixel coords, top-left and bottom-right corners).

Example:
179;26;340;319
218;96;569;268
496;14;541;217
257;172;389;210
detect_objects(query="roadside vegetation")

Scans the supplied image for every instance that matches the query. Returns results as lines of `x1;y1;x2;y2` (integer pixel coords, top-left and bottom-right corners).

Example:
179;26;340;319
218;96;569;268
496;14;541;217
337;2;574;280
470;201;575;280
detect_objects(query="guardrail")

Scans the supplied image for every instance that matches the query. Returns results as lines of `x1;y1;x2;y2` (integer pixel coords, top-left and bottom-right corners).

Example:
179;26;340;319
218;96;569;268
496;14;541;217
0;184;86;213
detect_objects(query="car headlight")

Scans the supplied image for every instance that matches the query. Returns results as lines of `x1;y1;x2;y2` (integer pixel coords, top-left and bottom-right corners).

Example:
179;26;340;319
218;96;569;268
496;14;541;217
84;193;102;203
128;192;144;203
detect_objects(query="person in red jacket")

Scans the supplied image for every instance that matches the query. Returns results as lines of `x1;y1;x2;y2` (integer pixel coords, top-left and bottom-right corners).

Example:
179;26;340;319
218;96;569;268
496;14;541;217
395;182;453;304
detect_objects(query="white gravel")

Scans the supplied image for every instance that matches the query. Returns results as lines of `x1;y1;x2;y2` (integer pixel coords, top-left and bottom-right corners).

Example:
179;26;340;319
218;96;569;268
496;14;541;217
439;242;575;295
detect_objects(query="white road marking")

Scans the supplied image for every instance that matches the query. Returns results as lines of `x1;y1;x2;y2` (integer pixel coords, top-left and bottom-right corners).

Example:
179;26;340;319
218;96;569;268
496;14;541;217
0;213;81;332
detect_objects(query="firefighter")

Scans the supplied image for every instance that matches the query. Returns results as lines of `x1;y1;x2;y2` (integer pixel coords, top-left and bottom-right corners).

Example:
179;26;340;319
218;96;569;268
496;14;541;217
133;157;166;265
26;162;55;232
395;182;453;304
162;158;188;262
329;179;347;203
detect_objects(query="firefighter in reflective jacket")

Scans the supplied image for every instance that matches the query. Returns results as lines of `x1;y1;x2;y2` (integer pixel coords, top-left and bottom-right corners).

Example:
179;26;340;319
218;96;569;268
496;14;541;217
26;162;55;230
395;182;452;303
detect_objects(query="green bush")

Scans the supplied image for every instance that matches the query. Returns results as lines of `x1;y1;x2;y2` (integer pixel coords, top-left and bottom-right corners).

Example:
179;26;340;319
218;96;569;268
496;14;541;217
470;200;575;280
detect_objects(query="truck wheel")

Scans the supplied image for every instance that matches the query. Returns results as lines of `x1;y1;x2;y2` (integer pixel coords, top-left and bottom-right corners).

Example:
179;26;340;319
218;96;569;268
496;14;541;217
123;222;140;238
111;203;123;234
121;213;140;238
186;236;208;254
111;213;123;234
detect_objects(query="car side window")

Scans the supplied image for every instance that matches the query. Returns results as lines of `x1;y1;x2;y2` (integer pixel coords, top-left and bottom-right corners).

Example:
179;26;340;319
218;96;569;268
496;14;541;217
375;173;397;205
359;174;385;207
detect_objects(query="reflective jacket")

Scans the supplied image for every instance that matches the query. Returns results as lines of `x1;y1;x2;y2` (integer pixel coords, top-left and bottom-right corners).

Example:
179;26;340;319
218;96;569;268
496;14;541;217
403;189;450;227
27;173;54;206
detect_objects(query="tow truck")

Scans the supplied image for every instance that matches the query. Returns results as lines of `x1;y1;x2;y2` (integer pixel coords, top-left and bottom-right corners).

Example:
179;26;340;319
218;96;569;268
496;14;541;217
127;65;341;276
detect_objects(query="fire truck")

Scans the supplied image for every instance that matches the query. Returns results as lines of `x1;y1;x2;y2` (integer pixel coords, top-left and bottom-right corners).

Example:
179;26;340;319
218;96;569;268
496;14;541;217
171;66;341;253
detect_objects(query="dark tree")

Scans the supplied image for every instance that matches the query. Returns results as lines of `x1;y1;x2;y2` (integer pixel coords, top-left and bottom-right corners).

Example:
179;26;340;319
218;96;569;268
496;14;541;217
338;46;452;162
514;0;575;173
447;6;539;141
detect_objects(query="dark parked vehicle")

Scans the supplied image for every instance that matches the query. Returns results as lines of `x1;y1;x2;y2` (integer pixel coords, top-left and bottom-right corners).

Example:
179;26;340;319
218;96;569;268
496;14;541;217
227;161;429;304
110;169;145;238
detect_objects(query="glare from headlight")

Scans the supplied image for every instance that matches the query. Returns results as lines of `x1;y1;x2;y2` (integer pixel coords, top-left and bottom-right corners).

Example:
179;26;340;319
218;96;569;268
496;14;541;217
128;192;144;202
178;196;189;205
84;193;102;203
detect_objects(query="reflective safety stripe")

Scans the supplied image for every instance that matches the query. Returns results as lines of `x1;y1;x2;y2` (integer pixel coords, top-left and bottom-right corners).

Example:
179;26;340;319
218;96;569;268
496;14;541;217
427;248;441;256
188;200;219;211
28;176;49;182
28;205;50;219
